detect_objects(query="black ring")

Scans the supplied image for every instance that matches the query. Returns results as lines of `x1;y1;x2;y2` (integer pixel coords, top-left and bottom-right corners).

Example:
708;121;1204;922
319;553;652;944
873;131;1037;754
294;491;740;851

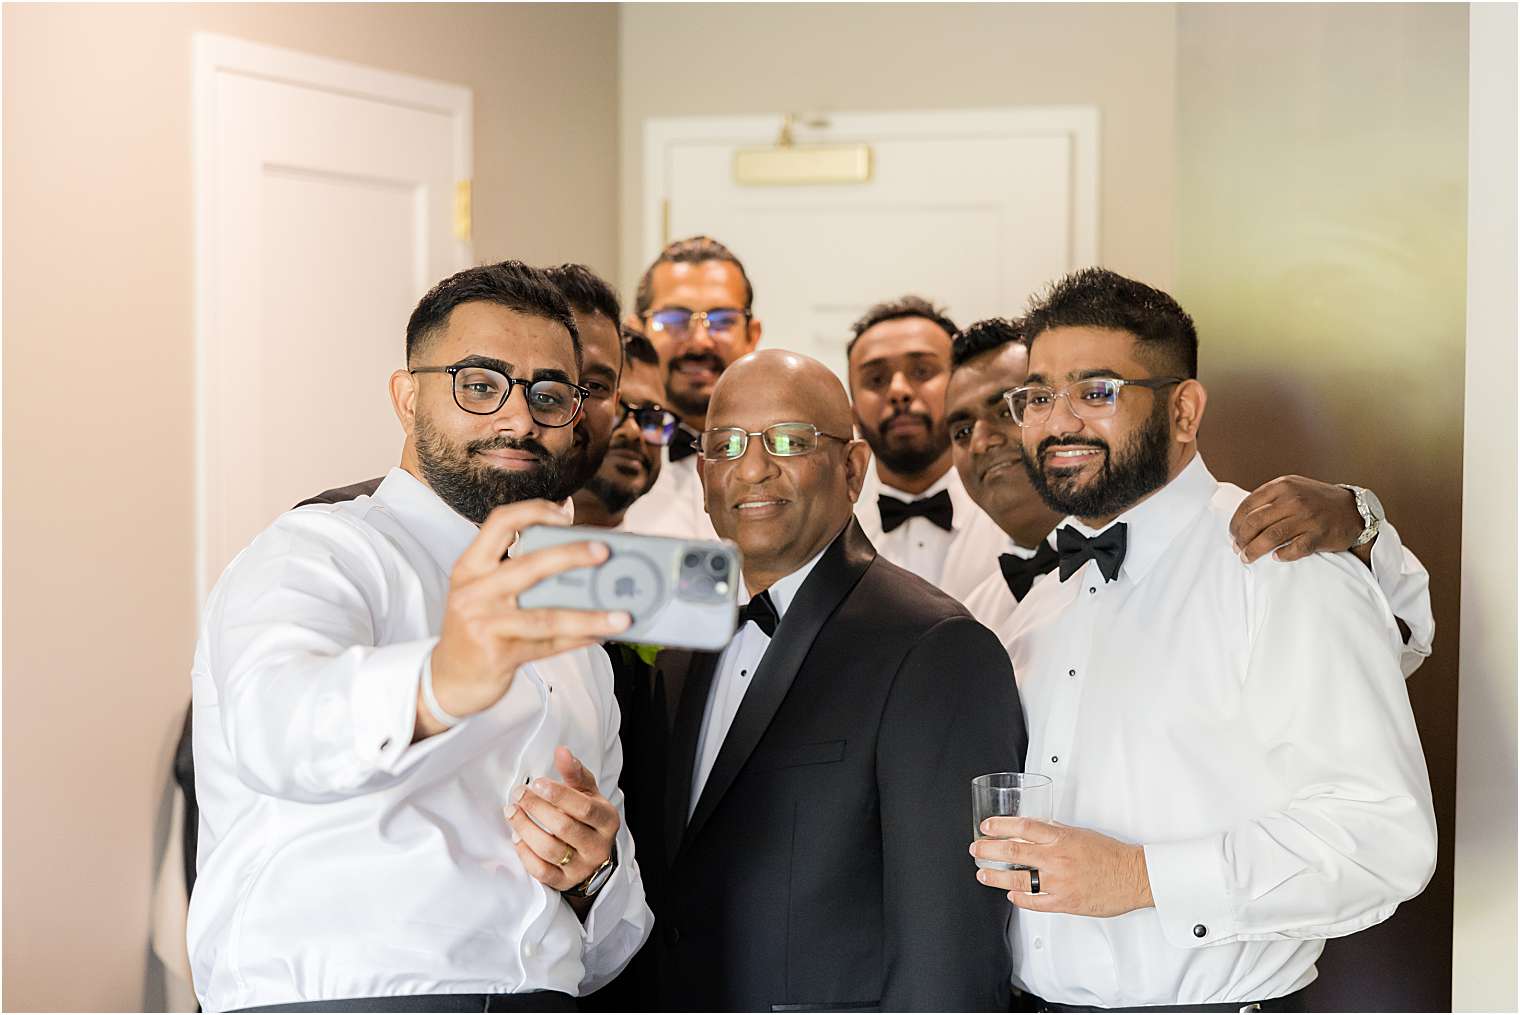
1028;868;1042;895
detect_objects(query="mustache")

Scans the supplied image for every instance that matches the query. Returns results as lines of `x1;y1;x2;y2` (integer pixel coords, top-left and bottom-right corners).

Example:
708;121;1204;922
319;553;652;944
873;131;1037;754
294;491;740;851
608;431;654;459
669;352;724;373
1036;435;1108;458
881;408;935;430
468;434;550;461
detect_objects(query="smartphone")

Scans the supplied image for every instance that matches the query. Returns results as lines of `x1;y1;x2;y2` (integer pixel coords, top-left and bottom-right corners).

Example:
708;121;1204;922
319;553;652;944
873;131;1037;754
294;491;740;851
515;525;741;652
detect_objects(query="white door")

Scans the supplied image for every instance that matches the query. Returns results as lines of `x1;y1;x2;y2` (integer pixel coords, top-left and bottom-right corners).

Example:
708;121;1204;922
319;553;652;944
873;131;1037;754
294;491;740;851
194;34;472;603
643;109;1098;380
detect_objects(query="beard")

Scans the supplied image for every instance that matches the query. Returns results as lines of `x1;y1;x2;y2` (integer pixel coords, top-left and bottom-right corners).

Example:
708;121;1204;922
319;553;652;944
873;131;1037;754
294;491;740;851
414;412;577;524
1023;398;1172;519
562;419;612;494
862;409;950;477
583;436;658;515
665;351;724;420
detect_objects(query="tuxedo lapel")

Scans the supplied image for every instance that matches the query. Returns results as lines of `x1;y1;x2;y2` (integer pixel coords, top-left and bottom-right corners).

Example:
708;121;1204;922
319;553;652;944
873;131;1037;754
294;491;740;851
663;648;721;867
681;520;877;853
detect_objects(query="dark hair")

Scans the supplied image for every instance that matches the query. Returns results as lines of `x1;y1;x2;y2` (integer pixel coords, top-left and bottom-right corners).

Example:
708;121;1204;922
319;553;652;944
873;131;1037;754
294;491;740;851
622;326;659;367
634;235;754;316
543;263;622;327
846;295;960;361
406;260;580;367
951;317;1024;368
1022;267;1198;379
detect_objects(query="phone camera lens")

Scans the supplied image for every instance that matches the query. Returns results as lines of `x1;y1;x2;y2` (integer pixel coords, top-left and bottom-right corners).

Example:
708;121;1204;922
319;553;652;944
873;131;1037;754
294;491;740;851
683;552;703;570
707;554;729;576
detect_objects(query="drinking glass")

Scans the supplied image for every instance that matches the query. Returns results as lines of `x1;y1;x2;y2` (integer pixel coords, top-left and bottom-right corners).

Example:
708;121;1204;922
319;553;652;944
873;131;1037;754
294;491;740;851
971;772;1053;871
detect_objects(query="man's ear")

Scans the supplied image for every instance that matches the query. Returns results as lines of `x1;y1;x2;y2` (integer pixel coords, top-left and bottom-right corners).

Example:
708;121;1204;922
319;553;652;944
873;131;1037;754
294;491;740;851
744;316;763;355
389;368;419;437
696;454;710;514
1172;379;1207;445
844;438;872;504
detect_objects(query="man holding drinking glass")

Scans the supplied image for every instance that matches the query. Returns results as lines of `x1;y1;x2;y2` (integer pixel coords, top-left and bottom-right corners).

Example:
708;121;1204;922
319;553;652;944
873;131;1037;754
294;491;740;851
969;269;1436;1011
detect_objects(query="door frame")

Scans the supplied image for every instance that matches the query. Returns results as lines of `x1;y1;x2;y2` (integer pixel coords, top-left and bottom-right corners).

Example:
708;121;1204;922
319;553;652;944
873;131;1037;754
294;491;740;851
641;107;1100;271
192;33;472;605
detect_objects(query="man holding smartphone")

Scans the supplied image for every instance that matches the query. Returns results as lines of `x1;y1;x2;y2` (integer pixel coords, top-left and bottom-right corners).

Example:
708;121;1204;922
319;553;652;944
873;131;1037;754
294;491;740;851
188;261;651;1012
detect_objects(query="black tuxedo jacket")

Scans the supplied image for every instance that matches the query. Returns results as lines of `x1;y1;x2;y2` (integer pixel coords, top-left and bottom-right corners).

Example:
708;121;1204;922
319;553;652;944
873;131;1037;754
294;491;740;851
648;520;1026;1012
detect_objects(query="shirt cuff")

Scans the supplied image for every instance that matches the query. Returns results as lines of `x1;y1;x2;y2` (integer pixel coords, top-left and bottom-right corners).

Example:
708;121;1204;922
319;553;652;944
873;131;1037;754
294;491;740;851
1144;835;1237;949
350;637;441;774
577;827;639;947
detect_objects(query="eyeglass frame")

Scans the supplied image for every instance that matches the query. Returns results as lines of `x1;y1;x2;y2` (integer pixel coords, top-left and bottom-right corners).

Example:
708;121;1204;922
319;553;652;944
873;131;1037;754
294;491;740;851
409;362;590;427
642;306;752;341
615;399;681;444
1003;375;1184;428
699;421;853;462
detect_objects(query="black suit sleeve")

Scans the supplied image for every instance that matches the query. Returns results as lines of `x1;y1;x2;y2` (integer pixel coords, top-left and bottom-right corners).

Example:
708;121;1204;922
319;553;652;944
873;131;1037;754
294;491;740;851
877;614;1026;1011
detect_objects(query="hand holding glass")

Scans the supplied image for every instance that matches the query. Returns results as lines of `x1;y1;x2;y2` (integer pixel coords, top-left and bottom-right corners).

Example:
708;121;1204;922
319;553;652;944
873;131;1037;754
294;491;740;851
972;772;1053;871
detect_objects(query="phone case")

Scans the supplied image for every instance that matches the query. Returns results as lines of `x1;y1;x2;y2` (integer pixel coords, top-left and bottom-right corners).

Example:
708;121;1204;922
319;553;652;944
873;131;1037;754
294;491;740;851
515;525;741;652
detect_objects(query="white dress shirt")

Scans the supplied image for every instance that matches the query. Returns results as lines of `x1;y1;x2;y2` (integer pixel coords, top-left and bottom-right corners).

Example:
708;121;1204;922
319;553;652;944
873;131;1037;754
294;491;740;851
188;468;652;1012
619;443;718;541
689;551;824;814
962;534;1056;631
855;464;1008;602
1000;456;1436;1008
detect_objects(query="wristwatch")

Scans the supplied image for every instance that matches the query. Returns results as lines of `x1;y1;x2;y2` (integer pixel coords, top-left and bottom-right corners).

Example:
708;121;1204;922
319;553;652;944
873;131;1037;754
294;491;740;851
1338;485;1385;548
564;846;617;901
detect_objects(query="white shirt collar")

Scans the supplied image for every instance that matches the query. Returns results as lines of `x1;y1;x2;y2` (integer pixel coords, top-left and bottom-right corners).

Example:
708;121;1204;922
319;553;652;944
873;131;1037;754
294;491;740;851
1065;454;1217;583
372;467;480;574
740;543;829;619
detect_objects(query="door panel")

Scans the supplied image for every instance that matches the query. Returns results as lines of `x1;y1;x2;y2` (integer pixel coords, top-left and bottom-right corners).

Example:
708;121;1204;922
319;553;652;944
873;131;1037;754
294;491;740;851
648;111;1096;380
195;35;471;602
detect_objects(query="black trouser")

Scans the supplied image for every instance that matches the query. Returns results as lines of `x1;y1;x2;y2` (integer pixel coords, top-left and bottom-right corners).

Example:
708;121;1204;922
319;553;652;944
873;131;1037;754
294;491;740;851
238;991;576;1012
1033;986;1308;1013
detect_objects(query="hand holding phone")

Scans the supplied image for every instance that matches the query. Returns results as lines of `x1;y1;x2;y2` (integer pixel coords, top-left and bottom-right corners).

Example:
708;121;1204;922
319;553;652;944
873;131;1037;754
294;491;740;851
517;525;741;652
423;501;632;736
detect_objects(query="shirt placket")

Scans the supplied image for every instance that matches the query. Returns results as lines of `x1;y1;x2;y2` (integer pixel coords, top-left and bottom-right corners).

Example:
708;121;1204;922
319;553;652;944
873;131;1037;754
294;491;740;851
503;666;559;974
1040;560;1101;818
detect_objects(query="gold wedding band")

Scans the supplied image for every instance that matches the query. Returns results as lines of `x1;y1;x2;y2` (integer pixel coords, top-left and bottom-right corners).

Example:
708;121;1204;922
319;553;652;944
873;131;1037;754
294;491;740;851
558;846;575;867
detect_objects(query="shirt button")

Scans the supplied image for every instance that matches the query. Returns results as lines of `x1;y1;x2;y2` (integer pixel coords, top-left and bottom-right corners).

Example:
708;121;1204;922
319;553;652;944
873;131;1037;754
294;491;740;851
1088;586;1097;595
1033;937;1044;950
1067;669;1076;677
1051;755;1059;764
523;941;538;958
1193;924;1208;938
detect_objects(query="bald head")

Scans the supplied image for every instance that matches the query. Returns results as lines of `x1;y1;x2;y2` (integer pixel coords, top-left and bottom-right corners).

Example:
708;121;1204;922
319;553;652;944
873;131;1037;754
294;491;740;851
710;349;855;436
701;348;871;593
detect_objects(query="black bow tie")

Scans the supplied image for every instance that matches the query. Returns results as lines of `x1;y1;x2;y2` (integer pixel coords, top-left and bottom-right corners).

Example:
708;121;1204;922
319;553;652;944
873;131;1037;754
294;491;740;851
998;540;1062;602
1056;523;1128;584
878;489;954;534
737;590;779;638
668;426;700;463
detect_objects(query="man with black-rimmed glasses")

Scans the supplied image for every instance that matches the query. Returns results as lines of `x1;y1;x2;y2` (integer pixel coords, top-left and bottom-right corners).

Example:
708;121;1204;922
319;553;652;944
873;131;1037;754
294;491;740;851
188;261;651;1012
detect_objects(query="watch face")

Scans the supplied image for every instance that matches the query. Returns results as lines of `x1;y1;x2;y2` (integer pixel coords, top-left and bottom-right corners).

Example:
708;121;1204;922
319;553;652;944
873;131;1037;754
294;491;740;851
1361;488;1386;522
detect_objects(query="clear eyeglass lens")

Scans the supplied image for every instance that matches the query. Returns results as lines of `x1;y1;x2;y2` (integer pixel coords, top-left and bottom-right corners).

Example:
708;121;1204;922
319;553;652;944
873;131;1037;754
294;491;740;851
454;367;508;409
649;310;692;337
763;424;819;456
701;429;747;460
704;310;743;334
1072;378;1121;414
526;380;580;424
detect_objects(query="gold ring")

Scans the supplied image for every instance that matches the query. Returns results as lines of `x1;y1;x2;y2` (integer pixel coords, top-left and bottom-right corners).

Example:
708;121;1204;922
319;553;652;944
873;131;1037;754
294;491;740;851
558;846;575;867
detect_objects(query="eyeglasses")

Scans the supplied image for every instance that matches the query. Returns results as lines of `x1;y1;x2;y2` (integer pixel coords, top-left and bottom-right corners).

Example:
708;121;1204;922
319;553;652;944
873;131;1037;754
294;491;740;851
616;400;680;446
410;363;589;428
1004;376;1183;428
644;307;748;343
699;422;851;462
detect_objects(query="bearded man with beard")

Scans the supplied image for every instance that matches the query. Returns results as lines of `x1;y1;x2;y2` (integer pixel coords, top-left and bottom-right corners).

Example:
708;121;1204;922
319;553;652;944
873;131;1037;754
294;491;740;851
186;261;651;1013
970;268;1435;1012
620;236;762;540
846;295;1009;600
572;328;672;529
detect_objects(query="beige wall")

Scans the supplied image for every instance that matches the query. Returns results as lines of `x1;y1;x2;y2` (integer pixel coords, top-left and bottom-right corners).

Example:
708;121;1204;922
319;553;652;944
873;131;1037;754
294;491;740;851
617;2;1178;299
1174;4;1469;1008
1454;3;1518;1009
1;4;618;1010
